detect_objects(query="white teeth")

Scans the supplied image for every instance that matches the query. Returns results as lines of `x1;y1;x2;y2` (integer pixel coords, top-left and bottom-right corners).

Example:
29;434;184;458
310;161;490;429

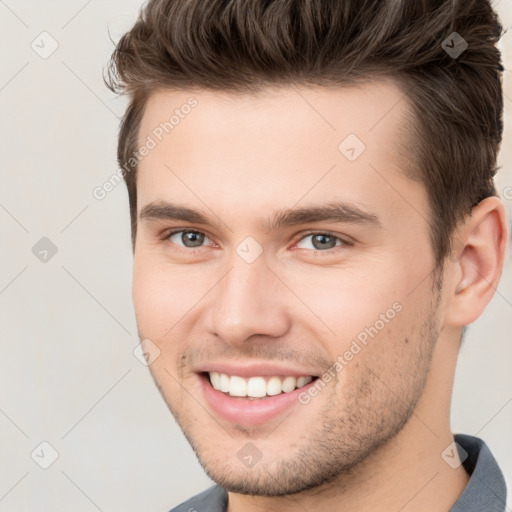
219;373;230;393
281;376;296;393
210;371;220;390
266;376;282;396
297;376;312;388
247;377;267;397
229;376;247;397
208;372;314;398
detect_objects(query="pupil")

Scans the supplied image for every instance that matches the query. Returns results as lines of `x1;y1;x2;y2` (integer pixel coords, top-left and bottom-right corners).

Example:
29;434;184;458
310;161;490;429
183;231;204;247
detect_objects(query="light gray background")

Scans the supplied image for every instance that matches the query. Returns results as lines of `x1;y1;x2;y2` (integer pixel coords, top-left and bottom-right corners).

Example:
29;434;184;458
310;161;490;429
0;1;511;511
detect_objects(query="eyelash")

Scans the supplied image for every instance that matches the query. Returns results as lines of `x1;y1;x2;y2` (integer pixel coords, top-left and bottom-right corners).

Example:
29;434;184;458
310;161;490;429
160;228;352;254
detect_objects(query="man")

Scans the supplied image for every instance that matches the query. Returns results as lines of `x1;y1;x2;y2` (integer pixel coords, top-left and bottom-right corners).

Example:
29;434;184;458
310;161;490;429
105;0;509;510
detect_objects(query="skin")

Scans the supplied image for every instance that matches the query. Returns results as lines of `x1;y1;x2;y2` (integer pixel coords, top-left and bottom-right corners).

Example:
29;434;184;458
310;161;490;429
132;81;508;512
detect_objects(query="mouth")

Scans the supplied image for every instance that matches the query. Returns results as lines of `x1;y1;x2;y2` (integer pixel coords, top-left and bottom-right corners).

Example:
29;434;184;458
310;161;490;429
206;371;317;399
197;366;320;425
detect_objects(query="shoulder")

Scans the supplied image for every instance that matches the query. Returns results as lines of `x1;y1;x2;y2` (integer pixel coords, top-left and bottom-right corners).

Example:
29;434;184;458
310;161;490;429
168;485;228;512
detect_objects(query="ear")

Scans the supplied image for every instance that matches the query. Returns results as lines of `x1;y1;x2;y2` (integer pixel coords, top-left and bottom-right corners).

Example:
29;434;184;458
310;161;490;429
444;196;509;327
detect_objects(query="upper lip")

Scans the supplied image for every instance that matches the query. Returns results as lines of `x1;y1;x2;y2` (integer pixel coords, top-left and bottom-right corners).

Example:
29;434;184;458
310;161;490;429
196;361;320;378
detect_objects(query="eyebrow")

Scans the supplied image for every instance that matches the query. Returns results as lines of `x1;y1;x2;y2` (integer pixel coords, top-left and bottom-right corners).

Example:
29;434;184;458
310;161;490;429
139;200;382;231
267;202;382;230
140;201;214;225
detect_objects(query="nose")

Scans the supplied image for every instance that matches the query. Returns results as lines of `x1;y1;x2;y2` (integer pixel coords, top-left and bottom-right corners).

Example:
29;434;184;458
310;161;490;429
205;254;291;346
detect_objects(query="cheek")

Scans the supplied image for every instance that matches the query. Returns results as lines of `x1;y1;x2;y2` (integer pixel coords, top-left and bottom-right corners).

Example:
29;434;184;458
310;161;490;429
133;262;161;334
133;256;193;330
278;262;410;339
133;261;201;390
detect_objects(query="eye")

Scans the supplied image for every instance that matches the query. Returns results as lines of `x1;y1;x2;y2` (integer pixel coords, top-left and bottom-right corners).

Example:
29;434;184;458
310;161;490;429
167;229;212;248
295;232;346;251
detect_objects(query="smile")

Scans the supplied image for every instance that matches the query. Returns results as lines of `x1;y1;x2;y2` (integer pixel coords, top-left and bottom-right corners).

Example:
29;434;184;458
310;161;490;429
208;372;315;399
199;369;320;425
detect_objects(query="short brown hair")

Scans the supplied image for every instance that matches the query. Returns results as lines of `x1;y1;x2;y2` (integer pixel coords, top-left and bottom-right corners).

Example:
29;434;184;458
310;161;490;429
104;0;504;265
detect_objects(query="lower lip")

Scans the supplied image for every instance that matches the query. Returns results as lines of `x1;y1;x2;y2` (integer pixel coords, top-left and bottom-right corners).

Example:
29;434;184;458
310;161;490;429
199;374;316;425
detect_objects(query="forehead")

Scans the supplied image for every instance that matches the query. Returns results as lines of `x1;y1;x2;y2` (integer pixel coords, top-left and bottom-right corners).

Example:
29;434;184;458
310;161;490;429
135;82;422;226
138;81;412;156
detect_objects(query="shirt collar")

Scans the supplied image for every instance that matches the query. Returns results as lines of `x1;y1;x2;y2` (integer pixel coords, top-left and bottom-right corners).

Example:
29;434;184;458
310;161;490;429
450;434;507;511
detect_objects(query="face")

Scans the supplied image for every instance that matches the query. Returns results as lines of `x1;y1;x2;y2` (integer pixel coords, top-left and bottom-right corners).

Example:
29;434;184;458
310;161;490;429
133;82;443;495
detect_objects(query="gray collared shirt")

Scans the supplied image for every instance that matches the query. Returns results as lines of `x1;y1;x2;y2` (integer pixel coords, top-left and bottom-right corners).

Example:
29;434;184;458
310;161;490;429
170;434;507;512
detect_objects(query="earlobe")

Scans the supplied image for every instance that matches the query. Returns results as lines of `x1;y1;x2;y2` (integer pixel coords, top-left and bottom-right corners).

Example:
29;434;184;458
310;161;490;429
445;197;509;327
